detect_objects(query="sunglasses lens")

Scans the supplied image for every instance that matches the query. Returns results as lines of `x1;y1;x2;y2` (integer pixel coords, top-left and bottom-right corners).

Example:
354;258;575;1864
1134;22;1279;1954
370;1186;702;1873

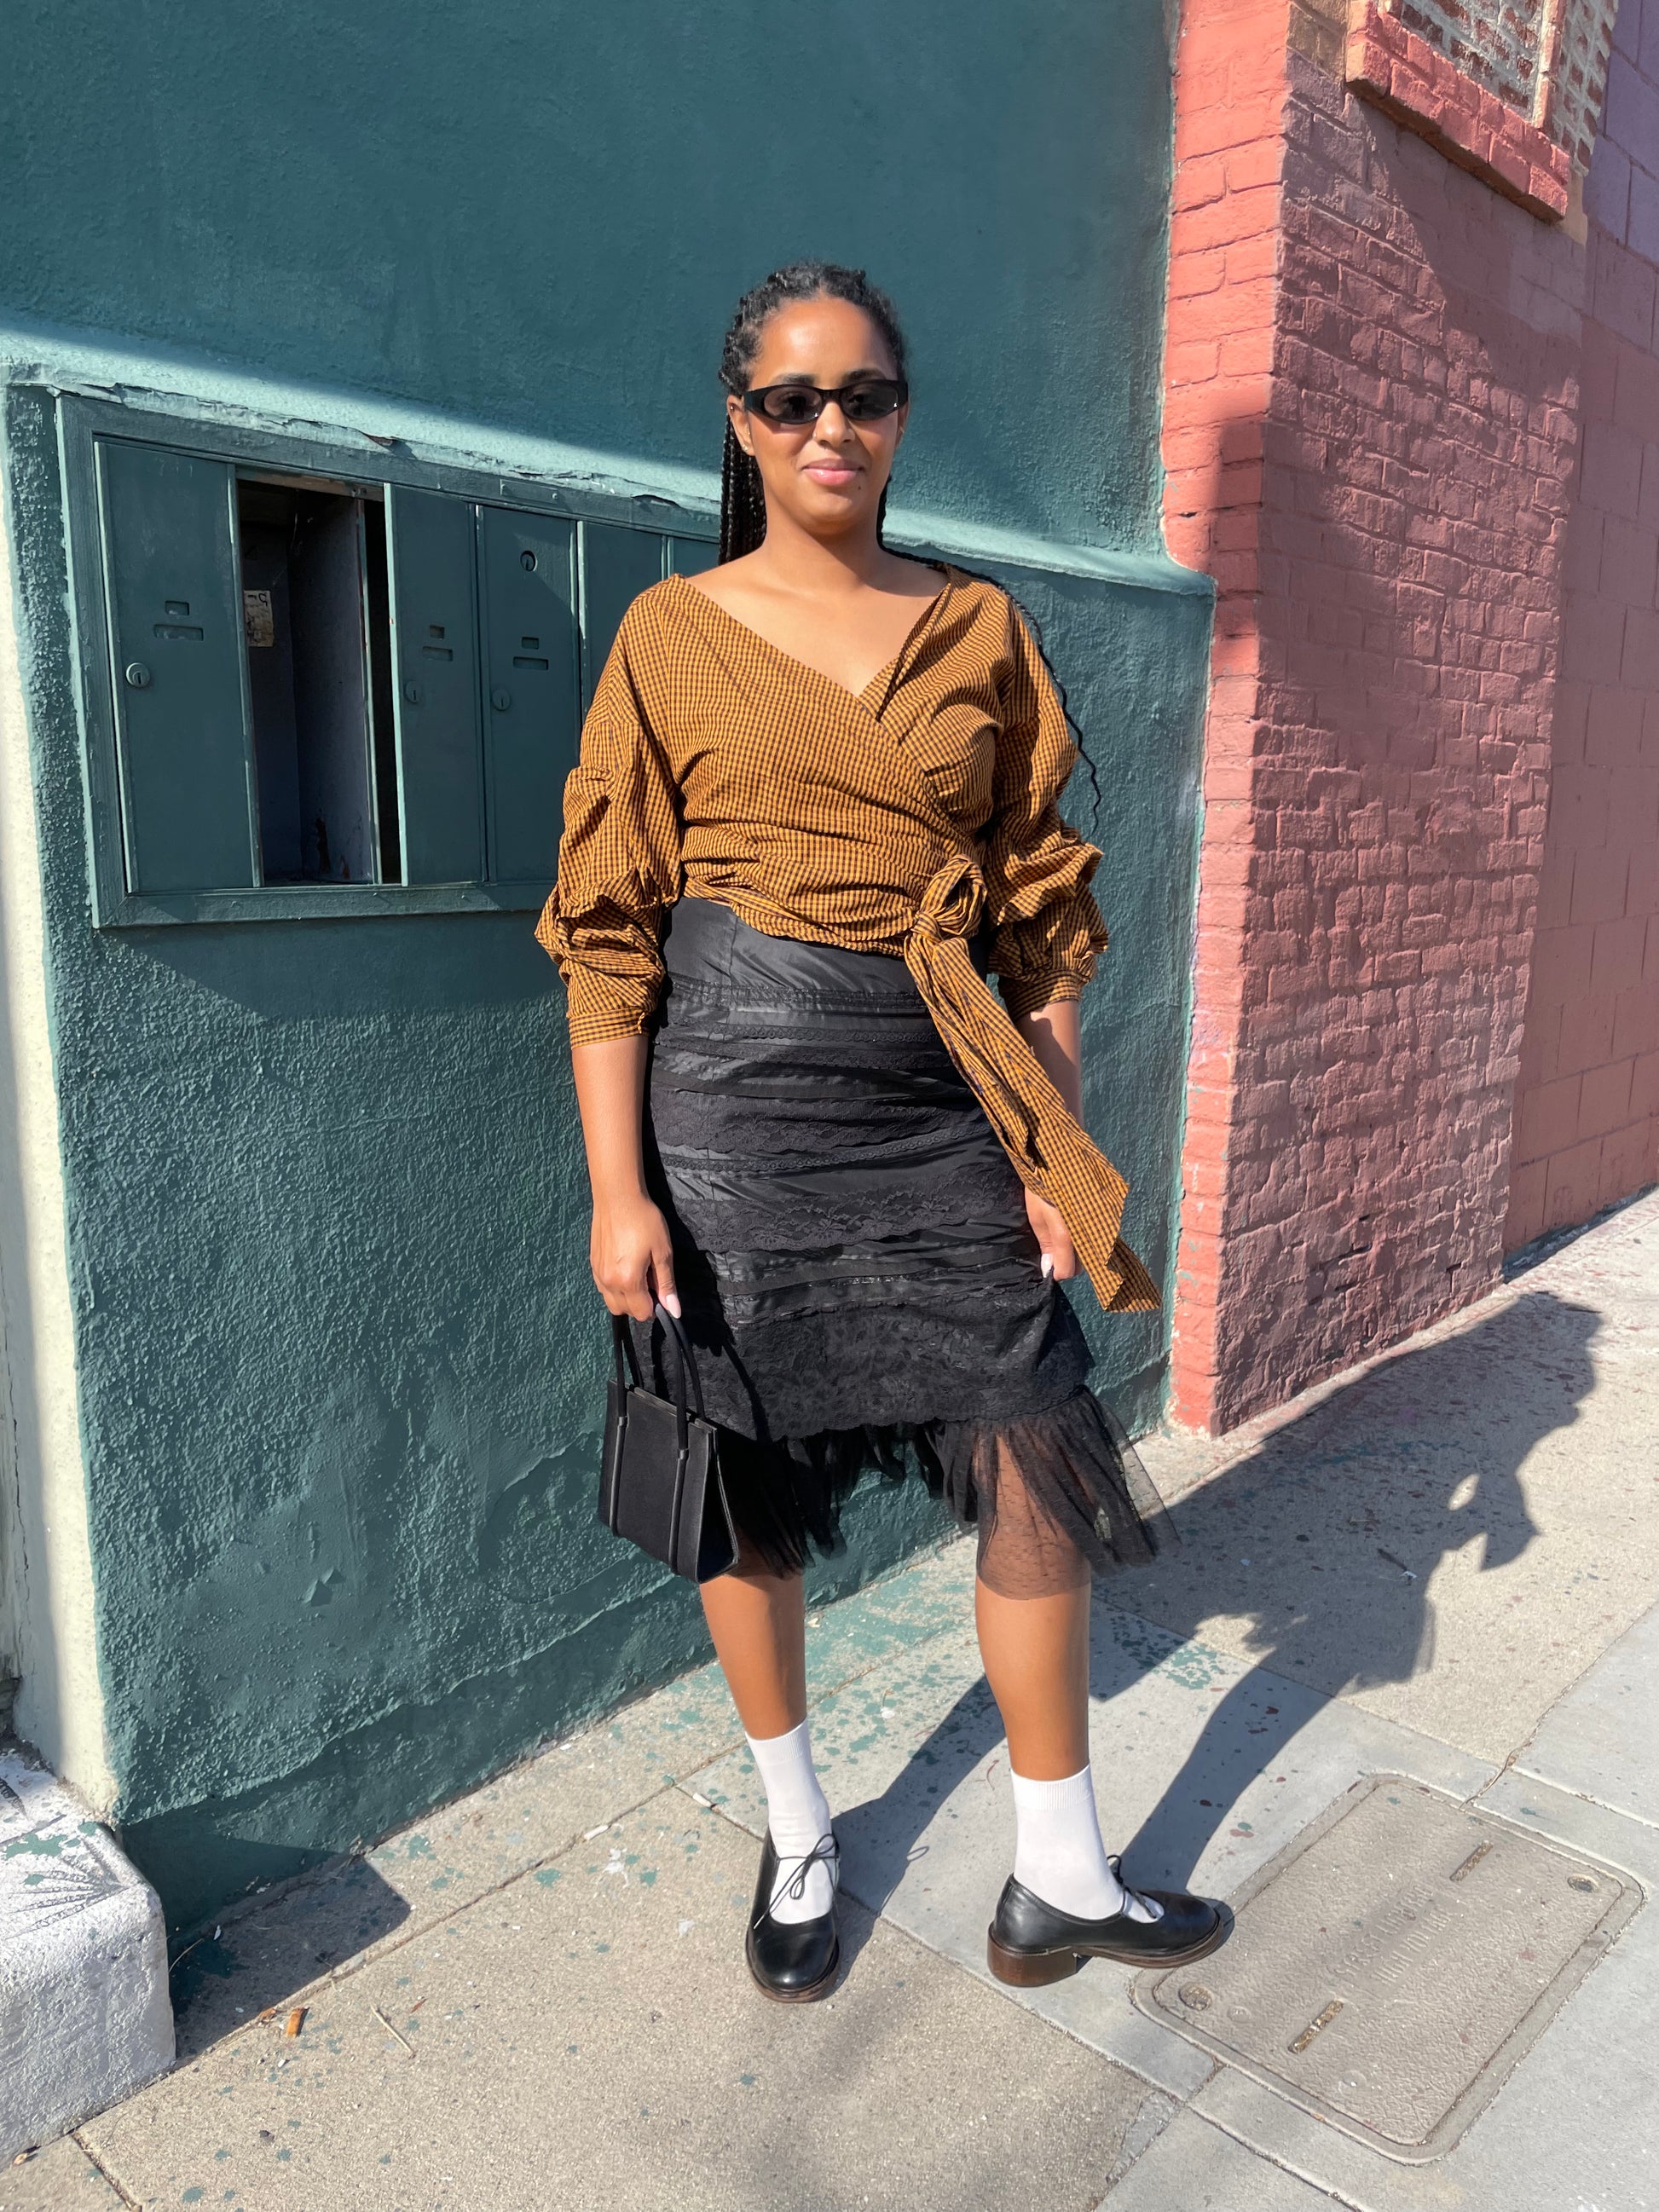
841;381;903;421
758;387;822;424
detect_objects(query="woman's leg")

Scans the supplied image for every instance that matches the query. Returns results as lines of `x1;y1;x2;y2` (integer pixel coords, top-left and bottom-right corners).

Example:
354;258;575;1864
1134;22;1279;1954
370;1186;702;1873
701;1555;835;1920
977;1573;1159;1919
973;1436;1161;1923
974;1577;1090;1779
699;1556;807;1739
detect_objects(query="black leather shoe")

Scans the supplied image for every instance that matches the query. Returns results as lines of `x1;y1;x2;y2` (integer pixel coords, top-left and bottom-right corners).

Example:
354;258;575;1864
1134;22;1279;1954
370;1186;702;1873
744;1830;840;2003
987;1860;1226;1987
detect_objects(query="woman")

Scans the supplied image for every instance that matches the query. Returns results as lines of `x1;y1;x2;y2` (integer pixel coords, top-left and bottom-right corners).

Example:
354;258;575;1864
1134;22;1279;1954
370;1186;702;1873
538;262;1223;2002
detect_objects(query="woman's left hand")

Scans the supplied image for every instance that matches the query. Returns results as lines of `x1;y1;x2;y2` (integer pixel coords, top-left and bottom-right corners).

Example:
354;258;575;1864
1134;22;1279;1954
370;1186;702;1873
1012;1001;1083;1282
1025;1189;1077;1280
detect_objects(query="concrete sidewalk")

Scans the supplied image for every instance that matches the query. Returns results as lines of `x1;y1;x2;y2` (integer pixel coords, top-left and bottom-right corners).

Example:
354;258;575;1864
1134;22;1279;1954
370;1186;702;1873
15;1189;1658;2212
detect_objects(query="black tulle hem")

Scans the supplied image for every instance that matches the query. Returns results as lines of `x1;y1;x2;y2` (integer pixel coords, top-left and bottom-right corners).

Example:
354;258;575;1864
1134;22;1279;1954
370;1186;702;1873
714;1384;1178;1591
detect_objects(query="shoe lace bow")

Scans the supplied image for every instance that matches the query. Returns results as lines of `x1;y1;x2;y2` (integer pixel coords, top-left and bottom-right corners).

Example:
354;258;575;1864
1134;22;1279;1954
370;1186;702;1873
759;1831;840;1925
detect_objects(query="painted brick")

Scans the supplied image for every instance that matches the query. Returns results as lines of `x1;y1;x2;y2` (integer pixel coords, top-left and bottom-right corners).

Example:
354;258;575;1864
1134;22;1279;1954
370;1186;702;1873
1585;682;1649;759
1569;846;1633;926
1505;1153;1550;1245
1632;1047;1659;1115
1543;1134;1609;1227
1593;911;1650;995
1167;0;1649;1429
1530;921;1598;1007
1586;138;1633;236
1344;3;1577;220
1579;1054;1637;1134
1592;233;1659;346
1510;50;1659;1256
1596;1114;1657;1202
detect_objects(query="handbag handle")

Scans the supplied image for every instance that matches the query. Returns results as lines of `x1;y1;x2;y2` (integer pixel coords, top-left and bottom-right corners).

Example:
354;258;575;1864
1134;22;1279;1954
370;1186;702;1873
611;1313;642;1392
610;1302;709;1454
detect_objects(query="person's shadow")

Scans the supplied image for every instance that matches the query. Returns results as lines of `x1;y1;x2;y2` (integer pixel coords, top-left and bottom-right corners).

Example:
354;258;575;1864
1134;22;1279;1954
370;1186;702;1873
832;1288;1595;1927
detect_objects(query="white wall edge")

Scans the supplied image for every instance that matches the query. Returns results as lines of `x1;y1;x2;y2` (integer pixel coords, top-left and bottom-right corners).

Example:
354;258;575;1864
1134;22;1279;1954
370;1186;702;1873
0;418;114;1808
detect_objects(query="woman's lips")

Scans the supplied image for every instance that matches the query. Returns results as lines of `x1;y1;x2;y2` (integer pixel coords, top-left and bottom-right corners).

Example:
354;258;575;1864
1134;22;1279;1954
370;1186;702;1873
803;462;860;485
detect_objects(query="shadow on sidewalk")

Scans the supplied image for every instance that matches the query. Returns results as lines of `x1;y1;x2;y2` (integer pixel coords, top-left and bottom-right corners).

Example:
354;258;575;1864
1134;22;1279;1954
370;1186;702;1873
835;1290;1597;1920
166;1290;1600;2027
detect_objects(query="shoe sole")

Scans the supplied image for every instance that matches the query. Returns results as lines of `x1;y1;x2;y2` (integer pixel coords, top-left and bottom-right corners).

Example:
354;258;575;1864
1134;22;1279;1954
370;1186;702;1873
986;1914;1228;1988
745;1934;841;2004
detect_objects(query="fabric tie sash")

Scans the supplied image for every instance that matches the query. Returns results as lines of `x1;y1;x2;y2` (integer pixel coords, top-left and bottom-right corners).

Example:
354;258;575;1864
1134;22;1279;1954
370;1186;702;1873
901;855;1159;1314
698;858;1160;1314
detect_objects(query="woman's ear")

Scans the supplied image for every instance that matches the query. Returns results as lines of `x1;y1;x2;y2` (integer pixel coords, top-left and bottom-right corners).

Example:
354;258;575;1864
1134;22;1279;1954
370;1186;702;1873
727;392;756;460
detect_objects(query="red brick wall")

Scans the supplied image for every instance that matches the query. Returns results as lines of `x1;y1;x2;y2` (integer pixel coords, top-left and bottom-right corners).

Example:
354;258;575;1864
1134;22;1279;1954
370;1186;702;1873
1506;0;1659;1249
1161;0;1293;1419
1165;0;1586;1429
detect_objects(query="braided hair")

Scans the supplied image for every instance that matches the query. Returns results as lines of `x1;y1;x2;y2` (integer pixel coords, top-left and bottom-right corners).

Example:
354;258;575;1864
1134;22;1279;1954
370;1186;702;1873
718;261;909;564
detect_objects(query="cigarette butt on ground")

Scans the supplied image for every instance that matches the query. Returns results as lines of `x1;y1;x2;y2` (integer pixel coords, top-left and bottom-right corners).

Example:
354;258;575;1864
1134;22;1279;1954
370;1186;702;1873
284;2007;306;2038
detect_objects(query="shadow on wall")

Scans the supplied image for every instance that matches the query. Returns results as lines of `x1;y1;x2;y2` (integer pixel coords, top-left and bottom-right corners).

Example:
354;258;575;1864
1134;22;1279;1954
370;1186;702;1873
834;1288;1592;1909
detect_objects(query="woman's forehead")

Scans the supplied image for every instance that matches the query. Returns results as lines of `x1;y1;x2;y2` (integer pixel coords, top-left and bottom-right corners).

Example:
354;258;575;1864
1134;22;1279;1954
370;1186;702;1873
747;296;896;379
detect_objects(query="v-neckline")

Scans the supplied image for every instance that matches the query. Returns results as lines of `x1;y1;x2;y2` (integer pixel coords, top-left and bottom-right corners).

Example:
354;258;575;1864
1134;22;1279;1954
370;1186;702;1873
669;564;957;716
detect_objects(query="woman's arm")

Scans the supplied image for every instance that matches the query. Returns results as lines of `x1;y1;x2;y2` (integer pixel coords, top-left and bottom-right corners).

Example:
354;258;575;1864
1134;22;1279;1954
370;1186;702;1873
1014;998;1082;1279
571;1037;680;1322
537;614;687;1324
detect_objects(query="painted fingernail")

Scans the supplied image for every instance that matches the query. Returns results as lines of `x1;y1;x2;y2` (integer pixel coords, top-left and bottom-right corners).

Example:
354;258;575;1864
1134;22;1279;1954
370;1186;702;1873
1040;1252;1055;1279
662;1292;683;1318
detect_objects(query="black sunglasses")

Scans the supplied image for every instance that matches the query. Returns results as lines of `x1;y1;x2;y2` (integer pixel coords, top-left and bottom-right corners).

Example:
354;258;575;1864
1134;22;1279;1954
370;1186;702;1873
742;378;909;427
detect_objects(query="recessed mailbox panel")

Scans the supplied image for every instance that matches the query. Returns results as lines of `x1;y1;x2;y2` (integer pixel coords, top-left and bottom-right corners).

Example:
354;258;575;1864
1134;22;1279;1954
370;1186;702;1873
96;440;257;894
479;506;579;887
386;485;484;885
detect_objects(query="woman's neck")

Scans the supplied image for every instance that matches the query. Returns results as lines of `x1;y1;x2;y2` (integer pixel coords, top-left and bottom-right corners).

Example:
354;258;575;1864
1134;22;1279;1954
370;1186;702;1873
748;515;897;598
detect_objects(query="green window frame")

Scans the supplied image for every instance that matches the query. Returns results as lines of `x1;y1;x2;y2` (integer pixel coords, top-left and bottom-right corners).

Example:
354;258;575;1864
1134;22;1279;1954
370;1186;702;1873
57;396;716;927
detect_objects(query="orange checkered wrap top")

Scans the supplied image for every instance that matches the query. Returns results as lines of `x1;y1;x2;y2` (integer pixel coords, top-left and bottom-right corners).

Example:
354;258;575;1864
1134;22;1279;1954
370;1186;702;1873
535;565;1159;1312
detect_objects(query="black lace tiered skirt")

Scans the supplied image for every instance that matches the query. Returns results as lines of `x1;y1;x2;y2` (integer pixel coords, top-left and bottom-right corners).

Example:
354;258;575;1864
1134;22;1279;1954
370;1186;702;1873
628;894;1175;1594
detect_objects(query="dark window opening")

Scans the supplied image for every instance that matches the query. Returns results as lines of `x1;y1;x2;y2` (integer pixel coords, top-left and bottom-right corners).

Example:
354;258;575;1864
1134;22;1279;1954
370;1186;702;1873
237;476;396;886
362;501;400;884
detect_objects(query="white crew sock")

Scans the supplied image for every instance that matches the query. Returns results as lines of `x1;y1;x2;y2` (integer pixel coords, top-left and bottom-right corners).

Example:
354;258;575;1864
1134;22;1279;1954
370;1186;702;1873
1010;1764;1162;1922
746;1719;837;1924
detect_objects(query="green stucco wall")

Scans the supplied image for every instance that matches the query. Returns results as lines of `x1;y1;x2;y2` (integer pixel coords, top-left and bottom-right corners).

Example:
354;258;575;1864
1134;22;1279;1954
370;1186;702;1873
0;0;1210;1932
4;2;1175;558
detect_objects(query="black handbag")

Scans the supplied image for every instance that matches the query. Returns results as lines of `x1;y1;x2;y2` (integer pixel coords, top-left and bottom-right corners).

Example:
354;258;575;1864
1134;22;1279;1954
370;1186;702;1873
598;1302;737;1584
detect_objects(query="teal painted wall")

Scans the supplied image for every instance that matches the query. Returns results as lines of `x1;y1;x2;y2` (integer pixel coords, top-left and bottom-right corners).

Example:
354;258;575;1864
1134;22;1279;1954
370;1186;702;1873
3;1;1173;556
0;0;1209;1932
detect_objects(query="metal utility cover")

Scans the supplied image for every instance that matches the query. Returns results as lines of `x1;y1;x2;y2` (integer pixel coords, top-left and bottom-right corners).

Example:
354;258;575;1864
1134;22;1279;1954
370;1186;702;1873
1133;1776;1642;2162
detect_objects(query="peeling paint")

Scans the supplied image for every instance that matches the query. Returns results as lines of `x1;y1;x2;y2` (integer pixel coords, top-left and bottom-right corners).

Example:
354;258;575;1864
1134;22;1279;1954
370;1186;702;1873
3;1829;64;1857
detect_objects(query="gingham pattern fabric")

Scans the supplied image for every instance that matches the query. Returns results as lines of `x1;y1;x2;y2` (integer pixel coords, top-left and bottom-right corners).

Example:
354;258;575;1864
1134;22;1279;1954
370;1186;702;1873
535;567;1159;1313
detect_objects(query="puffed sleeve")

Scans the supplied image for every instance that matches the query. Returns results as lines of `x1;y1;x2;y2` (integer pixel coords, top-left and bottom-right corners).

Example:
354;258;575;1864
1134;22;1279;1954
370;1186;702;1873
533;615;683;1044
982;605;1110;1021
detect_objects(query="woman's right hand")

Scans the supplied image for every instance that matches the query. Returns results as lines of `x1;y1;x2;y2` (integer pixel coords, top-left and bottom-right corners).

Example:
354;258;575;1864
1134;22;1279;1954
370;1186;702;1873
569;1036;679;1324
591;1193;680;1323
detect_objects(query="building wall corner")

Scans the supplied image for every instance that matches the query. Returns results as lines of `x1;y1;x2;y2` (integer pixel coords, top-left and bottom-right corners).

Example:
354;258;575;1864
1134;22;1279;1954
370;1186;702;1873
1163;0;1616;1433
0;404;116;1811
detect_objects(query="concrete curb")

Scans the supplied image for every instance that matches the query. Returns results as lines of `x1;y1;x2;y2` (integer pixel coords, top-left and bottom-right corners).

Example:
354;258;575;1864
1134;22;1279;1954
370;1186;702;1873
0;1750;172;2158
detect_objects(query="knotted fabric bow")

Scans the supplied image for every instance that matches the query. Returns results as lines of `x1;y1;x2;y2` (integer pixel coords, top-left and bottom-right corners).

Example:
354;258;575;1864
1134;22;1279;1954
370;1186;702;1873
901;855;1159;1314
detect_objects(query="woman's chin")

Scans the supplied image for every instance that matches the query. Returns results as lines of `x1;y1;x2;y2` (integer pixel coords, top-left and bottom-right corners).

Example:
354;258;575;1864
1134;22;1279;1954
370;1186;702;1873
788;492;876;539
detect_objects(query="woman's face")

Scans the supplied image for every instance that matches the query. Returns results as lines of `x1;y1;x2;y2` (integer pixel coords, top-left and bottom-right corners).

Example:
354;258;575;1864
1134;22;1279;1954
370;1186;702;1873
728;296;907;546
